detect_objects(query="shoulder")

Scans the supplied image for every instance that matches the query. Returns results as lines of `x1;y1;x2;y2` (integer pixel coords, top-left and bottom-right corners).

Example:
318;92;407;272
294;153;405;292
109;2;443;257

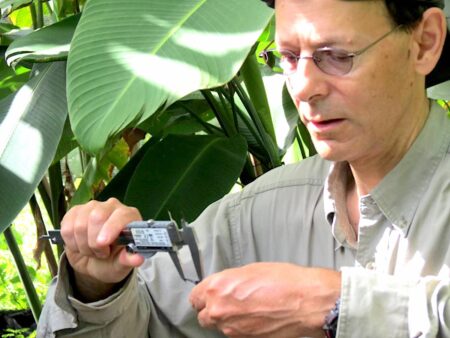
226;155;331;205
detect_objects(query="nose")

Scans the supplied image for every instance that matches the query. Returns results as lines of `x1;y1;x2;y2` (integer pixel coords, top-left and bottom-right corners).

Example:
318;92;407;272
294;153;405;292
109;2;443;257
286;57;329;104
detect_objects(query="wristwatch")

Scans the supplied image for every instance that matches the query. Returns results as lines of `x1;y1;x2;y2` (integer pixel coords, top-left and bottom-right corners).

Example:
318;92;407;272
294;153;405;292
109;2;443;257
323;298;340;338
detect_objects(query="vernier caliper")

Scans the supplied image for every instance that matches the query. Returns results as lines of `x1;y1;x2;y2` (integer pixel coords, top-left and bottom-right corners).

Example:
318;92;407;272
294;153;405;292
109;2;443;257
40;220;203;284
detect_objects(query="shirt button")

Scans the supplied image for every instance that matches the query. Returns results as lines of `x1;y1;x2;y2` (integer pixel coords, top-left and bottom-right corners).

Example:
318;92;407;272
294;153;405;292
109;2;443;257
365;262;376;270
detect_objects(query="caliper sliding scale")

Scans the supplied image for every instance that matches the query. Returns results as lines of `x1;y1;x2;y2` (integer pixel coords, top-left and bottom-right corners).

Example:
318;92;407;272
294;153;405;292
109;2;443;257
41;220;203;283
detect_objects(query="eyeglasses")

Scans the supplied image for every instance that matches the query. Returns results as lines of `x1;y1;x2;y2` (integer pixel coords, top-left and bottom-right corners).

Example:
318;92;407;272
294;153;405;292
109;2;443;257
259;25;402;76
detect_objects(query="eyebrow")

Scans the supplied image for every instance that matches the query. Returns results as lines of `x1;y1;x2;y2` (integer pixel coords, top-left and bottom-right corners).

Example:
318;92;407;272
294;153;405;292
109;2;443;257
276;35;354;52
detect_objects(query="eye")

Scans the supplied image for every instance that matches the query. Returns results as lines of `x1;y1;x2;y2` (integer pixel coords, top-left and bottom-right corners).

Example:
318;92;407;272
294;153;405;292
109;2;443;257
316;48;351;63
278;50;299;73
279;50;298;64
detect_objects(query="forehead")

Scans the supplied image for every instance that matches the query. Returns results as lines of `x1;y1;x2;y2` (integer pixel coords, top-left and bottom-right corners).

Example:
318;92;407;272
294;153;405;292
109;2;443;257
275;0;391;46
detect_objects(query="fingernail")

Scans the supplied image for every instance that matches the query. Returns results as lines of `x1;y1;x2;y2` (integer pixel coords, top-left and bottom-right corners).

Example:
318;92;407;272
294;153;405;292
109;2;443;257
97;233;108;244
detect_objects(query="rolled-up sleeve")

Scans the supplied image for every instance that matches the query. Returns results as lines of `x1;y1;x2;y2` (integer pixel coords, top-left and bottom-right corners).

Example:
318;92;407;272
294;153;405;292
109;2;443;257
339;267;450;338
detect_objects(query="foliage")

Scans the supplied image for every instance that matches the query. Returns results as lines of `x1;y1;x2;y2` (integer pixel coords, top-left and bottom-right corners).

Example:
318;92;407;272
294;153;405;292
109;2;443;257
1;328;36;338
0;226;49;310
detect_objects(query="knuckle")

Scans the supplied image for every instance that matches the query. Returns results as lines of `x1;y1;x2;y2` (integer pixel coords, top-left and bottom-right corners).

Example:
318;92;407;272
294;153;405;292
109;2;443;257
85;199;100;209
208;304;225;320
222;327;238;337
88;208;109;224
73;218;88;236
113;206;141;222
128;206;141;217
105;197;121;206
60;224;72;239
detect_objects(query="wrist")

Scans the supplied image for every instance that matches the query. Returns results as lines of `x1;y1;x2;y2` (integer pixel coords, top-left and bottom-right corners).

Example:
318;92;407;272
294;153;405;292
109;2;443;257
323;297;340;338
69;264;131;302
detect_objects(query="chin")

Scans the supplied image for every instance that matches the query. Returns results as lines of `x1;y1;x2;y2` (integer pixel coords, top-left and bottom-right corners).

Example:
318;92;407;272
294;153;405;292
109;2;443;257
313;142;347;162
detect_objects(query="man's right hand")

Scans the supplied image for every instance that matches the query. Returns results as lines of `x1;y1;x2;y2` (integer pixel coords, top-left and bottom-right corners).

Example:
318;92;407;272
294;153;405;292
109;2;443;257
60;198;145;302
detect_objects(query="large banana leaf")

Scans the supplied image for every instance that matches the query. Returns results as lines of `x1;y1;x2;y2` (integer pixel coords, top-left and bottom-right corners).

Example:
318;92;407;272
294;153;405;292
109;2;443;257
124;134;247;222
0;0;30;8
5;14;80;66
0;0;31;12
67;0;273;154
0;62;67;233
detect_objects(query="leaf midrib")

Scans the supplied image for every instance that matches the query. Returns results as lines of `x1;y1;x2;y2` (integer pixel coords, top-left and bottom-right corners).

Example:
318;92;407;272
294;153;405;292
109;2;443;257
100;0;208;126
153;137;224;218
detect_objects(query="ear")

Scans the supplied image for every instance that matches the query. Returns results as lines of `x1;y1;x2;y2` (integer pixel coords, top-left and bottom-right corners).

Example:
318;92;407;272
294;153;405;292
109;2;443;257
411;8;447;76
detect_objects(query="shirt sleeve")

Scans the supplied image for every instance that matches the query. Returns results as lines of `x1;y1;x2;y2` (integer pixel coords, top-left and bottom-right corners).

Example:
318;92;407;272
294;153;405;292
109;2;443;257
338;267;450;338
36;254;152;338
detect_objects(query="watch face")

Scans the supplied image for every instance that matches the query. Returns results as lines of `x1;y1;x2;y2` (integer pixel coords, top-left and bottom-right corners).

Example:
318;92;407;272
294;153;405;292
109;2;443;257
323;298;340;338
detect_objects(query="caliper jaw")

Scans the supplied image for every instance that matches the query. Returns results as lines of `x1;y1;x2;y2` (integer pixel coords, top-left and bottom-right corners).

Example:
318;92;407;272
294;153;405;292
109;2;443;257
124;220;203;283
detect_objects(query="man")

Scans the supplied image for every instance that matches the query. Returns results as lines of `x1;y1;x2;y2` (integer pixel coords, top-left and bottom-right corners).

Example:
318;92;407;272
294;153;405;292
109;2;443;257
37;0;450;337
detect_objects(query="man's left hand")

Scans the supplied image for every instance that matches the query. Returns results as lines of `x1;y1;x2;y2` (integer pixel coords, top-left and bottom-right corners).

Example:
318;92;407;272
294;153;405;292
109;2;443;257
189;262;341;338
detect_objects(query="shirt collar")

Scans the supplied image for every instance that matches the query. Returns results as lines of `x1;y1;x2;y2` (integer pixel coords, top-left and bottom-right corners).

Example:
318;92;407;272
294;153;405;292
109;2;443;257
324;101;450;242
371;101;450;236
324;162;357;248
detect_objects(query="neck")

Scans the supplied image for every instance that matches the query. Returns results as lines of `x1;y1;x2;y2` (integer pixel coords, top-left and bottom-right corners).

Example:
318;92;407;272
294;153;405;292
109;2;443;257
349;99;430;196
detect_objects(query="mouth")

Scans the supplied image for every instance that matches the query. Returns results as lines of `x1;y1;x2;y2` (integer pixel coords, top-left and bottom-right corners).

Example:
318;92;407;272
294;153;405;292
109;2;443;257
307;118;345;133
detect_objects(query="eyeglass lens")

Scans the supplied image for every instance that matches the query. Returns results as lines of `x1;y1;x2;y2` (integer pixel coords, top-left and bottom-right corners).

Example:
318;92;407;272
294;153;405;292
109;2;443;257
260;49;354;76
313;49;354;75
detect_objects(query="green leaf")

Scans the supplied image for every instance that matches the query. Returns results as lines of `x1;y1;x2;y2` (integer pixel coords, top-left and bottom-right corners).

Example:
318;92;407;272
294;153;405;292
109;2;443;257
0;0;31;12
0;0;30;8
0;62;67;233
5;13;80;66
141;98;216;136
8;5;34;28
52;116;78;164
0;23;20;45
67;0;273;154
0;23;18;33
69;156;105;206
124;134;247;222
70;139;131;206
97;136;161;203
259;67;299;152
105;138;129;170
0;57;30;100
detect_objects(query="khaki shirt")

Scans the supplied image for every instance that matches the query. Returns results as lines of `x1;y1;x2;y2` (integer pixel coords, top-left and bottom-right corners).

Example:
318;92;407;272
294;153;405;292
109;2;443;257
37;101;450;338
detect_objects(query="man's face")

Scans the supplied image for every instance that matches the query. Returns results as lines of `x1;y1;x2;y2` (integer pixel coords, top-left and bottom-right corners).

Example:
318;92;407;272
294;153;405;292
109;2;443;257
276;0;424;165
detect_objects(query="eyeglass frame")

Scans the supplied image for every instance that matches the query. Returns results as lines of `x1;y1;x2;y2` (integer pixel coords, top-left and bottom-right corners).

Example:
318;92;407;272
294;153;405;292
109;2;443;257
259;24;403;76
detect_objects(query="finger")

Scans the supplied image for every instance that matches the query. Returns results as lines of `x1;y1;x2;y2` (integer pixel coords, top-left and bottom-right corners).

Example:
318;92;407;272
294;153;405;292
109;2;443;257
60;204;83;253
197;307;217;329
86;205;117;258
72;200;115;257
117;248;145;268
96;202;142;246
189;278;208;311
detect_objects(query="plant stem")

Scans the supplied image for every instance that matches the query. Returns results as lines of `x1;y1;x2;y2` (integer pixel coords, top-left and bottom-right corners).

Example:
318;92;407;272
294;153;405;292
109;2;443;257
181;103;223;135
231;80;281;168
3;225;41;322
29;3;38;30
29;195;58;278
73;0;80;14
239;52;277;143
48;162;66;257
35;0;44;28
38;179;52;220
201;90;237;137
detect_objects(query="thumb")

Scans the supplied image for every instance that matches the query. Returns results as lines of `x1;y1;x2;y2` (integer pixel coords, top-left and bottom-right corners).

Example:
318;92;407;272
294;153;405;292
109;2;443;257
118;248;145;268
